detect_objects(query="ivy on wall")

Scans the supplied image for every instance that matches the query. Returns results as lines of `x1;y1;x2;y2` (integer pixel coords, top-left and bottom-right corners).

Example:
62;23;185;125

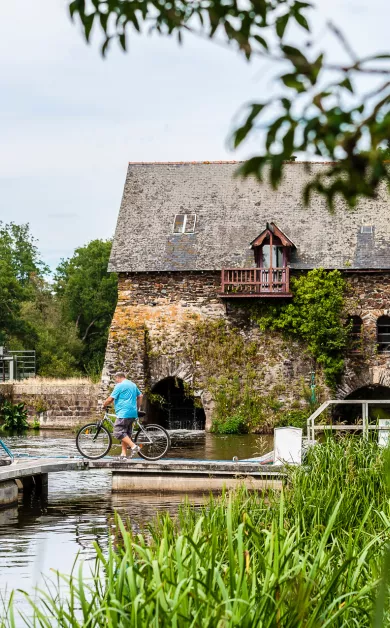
249;269;349;389
183;319;311;434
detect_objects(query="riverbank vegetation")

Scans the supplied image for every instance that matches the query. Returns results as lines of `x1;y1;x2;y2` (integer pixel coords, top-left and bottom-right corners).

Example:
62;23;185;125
0;222;117;379
3;437;390;625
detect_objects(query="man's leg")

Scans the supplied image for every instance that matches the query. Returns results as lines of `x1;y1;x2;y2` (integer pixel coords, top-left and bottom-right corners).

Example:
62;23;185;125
121;434;135;457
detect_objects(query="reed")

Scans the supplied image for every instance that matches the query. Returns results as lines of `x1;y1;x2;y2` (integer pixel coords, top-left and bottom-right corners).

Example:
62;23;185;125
3;437;390;627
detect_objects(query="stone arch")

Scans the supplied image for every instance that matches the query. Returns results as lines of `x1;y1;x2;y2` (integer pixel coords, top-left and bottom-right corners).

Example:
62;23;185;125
145;376;206;430
338;366;390;400
146;355;213;430
334;383;390;424
147;355;194;389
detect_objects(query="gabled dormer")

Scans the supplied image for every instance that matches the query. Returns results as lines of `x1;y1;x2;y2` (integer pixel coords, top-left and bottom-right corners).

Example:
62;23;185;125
220;222;294;298
250;222;295;269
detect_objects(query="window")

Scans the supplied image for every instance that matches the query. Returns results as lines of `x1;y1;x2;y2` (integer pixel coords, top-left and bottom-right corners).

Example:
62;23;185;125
261;245;284;268
348;315;362;352
361;225;373;234
377;315;390;353
173;214;196;234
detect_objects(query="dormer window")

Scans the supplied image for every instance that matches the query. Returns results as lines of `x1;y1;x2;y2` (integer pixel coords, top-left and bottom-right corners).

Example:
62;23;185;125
250;222;295;269
173;214;196;234
220;222;294;298
261;244;284;268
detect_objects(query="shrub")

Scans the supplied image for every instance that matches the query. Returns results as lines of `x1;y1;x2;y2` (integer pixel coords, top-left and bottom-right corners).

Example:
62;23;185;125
0;400;28;432
277;408;310;429
211;412;247;434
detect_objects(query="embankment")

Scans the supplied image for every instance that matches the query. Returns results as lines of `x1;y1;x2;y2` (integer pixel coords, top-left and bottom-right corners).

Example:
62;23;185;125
0;380;99;429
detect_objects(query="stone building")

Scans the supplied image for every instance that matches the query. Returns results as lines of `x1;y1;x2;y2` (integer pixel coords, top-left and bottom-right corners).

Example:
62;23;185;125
102;161;390;431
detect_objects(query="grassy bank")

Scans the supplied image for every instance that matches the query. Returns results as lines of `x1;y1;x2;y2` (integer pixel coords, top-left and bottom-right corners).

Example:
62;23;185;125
3;438;390;626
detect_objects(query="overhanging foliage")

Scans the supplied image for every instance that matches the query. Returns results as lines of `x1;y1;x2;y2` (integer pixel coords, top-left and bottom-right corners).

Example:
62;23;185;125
68;0;390;208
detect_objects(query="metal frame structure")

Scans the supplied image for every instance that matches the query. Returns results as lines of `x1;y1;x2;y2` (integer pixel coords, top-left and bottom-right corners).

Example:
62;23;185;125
307;399;390;441
0;349;36;382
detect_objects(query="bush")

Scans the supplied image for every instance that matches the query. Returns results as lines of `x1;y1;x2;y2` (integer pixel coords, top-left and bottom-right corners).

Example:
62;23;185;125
277;408;310;429
211;412;248;434
0;400;28;432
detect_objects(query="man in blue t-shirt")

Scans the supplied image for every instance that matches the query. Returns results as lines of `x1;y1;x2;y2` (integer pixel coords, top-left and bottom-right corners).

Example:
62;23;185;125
102;372;143;459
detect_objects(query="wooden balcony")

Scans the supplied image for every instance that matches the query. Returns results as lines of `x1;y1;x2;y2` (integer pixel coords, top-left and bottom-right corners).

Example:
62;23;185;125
220;267;292;298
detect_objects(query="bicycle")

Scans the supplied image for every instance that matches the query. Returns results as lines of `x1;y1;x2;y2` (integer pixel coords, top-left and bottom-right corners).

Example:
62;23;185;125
0;437;14;462
75;410;170;461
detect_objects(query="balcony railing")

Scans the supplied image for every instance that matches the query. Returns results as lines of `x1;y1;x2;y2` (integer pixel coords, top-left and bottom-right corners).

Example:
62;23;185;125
220;267;291;297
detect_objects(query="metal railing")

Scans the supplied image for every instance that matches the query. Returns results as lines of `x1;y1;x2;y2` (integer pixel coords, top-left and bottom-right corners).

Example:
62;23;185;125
0;351;36;382
221;267;290;296
306;400;390;441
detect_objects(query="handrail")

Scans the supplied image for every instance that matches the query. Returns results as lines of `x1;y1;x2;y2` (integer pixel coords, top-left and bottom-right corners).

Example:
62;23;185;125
306;399;390;441
221;267;290;295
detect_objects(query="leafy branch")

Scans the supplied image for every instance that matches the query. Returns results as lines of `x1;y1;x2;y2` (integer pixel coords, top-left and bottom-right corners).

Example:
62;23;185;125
69;0;390;208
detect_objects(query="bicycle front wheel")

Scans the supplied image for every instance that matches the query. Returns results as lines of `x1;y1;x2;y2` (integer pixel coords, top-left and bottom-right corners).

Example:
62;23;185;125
135;424;170;461
76;423;112;460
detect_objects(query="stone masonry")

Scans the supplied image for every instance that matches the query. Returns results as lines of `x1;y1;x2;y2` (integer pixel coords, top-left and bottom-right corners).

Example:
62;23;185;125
341;272;390;397
102;272;321;430
102;270;390;431
0;381;100;429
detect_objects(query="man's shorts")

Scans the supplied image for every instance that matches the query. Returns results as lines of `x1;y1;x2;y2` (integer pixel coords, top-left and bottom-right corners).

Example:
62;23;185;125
113;418;135;440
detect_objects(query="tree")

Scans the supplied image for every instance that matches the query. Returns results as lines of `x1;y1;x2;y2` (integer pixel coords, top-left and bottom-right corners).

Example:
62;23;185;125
55;240;117;375
19;277;84;378
0;223;46;345
69;0;390;209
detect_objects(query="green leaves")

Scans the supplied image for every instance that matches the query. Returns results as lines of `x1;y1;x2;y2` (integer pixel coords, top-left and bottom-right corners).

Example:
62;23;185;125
233;102;267;148
67;0;390;208
0;401;29;432
251;269;349;388
9;439;390;625
54;239;117;374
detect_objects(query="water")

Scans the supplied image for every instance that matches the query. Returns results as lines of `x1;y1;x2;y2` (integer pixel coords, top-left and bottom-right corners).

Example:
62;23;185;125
0;430;272;621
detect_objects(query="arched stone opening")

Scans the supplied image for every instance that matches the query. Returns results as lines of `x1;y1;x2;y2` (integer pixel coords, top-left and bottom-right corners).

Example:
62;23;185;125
146;377;206;430
334;384;390;424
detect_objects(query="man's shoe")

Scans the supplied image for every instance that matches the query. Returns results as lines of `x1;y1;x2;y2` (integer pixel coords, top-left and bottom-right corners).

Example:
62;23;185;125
130;445;140;458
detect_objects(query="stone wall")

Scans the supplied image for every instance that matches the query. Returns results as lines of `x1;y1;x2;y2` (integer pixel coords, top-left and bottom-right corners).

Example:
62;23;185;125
102;272;319;430
0;381;99;429
340;272;390;396
102;270;390;431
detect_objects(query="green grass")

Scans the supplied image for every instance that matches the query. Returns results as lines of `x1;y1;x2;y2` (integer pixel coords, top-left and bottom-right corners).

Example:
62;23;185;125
2;437;390;626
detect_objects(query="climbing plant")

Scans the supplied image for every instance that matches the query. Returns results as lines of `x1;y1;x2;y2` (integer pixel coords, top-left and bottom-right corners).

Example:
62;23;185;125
183;319;300;433
249;269;349;388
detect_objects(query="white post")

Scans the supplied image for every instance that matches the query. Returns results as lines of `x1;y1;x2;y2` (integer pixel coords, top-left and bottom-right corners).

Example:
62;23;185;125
8;358;14;382
362;403;369;440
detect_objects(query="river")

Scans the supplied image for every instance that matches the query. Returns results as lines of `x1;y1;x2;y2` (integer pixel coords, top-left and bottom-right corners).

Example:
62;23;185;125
0;430;272;621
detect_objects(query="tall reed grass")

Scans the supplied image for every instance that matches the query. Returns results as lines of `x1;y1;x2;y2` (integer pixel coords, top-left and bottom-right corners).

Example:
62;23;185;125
2;437;390;626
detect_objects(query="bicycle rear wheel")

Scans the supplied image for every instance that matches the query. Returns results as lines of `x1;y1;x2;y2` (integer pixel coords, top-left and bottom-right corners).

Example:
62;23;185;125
76;423;112;460
135;424;170;460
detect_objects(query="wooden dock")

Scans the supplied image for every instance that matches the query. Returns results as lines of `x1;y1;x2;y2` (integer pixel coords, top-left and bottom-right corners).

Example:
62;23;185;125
0;457;285;507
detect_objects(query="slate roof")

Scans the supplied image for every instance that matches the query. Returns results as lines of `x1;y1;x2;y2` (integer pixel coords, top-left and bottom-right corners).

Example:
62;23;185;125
109;162;390;272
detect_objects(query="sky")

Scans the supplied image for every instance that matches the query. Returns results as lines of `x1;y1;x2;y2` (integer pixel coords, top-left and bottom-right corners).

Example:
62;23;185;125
0;0;388;269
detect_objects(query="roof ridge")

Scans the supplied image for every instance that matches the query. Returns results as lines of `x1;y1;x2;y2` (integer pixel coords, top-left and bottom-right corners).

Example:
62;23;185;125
127;160;338;165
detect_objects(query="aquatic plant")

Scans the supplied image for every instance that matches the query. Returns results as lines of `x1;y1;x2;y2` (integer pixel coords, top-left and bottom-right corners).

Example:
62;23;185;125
3;437;390;626
0;401;28;433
